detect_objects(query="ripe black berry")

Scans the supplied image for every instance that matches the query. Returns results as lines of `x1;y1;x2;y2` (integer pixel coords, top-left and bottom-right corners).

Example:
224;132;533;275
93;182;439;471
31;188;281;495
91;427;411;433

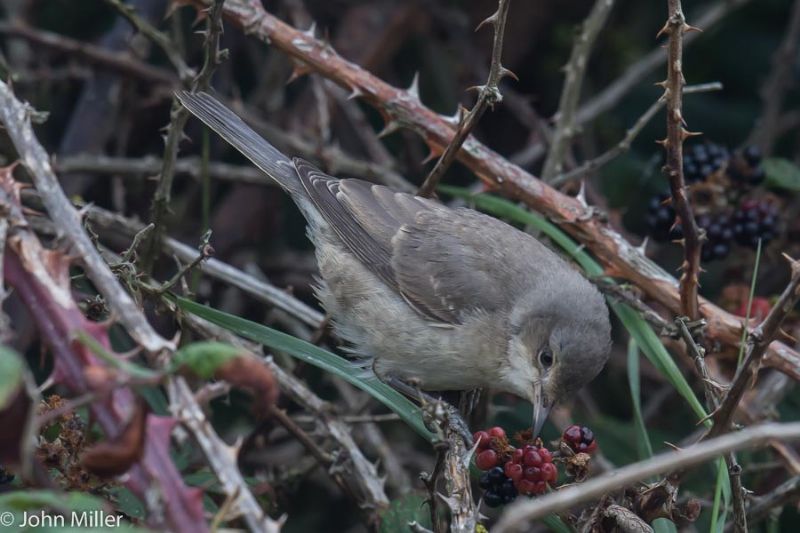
697;213;734;262
645;193;677;242
733;199;779;249
479;466;518;507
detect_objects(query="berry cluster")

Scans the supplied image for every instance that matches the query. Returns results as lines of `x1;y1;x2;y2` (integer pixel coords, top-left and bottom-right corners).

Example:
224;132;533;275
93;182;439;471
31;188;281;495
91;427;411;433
504;443;557;496
473;424;600;507
561;425;598;454
641;143;779;262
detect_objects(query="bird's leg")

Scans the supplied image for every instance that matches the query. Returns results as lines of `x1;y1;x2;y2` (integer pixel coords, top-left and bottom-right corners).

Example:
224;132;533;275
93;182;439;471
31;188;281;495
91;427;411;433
384;376;474;447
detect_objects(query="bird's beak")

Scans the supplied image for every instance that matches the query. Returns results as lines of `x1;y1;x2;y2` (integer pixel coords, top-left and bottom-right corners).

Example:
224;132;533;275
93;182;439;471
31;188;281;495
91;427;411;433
531;382;551;438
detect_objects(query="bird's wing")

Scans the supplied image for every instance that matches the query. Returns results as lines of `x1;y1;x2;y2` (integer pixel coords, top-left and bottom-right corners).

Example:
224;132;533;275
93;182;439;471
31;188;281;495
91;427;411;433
294;158;565;324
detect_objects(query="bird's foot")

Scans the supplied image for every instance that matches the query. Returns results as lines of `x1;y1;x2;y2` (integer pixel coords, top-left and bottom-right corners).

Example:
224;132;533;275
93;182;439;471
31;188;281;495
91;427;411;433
384;376;474;447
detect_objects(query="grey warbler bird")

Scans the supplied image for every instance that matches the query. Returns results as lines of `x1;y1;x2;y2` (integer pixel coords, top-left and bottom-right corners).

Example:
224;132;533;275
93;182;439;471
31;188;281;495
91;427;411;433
176;91;611;436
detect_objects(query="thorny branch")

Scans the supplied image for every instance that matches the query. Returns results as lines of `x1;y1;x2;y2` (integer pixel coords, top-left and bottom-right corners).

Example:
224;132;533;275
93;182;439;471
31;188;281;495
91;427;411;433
0;80;171;353
417;0;514;198
139;0;227;273
550;82;722;187
660;0;702;321
196;0;800;380
709;256;800;440
541;0;616;182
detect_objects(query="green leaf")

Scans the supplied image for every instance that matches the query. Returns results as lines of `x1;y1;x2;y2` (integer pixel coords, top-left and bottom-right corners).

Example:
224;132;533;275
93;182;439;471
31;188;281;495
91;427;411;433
172;296;434;442
379;493;431;533
542;514;574;533
627;339;654;460
0;345;25;408
763;157;800;191
171;341;244;378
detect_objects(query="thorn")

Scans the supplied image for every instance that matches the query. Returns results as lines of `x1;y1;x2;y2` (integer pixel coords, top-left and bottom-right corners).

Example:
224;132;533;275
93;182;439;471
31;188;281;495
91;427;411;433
347;86;363;100
475;11;498;32
406;72;420;100
442;104;466;126
683;23;703;33
681;128;703;140
467;84;484;94
377;120;401;138
421;147;439;165
499;66;519;81
636;236;649;255
287;62;312;84
656;21;670;39
654;80;668;89
656;138;669;147
576;180;588;207
303;22;317;39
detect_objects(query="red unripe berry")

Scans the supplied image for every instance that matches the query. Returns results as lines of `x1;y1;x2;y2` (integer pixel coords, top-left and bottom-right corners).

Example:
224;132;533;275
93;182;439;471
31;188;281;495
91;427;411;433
541;462;557;482
505;461;523;482
516;479;536;496
512;448;524;463
488;426;506;439
476;449;498;470
563;425;582;443
538;447;553;463
534;481;547;494
523;450;542;467
473;431;491;449
523;467;541;481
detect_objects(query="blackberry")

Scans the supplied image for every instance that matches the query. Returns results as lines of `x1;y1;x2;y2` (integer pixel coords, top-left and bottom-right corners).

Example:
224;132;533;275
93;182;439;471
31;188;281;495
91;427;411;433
732;199;779;249
683;142;729;183
479;466;517;507
562;425;598;454
644;193;677;242
697;213;734;262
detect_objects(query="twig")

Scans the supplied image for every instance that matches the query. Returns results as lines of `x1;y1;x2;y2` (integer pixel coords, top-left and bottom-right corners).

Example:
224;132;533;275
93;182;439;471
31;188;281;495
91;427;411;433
0;80;171;353
541;0;616;182
102;0;195;82
169;378;283;532
140;0;227;273
740;475;800;527
676;317;749;532
550;82;722;186
83;203;324;327
660;0;702;321
493;422;800;532
0;20;177;85
747;0;800;154
709;256;800;439
188;0;800;380
575;0;752;125
417;0;514;197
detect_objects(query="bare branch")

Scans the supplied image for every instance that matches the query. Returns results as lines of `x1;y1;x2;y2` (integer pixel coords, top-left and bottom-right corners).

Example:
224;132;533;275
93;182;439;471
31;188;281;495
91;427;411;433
541;0;616;182
710;256;800;439
493;422;800;532
417;0;513;197
0;80;171;353
747;0;800;154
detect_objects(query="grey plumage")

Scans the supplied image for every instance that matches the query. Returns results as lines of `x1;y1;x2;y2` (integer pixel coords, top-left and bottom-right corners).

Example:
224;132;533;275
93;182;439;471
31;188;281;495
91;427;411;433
176;91;612;433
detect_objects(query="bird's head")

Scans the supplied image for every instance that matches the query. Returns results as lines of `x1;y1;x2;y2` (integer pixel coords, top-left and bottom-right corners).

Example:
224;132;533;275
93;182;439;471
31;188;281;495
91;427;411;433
500;283;611;436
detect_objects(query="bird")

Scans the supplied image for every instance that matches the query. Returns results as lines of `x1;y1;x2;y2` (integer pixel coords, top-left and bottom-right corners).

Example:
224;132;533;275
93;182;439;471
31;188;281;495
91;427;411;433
176;91;611;436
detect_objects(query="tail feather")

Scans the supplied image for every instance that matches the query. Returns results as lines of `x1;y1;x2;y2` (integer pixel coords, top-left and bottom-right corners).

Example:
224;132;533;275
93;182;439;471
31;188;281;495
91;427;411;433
175;91;304;197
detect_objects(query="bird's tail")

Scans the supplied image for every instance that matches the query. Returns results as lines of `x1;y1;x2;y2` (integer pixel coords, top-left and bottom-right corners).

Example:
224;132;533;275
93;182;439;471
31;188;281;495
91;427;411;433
175;91;305;198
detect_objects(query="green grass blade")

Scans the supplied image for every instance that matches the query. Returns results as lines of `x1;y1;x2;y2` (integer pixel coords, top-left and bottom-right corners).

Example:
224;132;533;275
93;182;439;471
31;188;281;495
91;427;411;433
174;296;434;442
542;514;574;533
627;339;653;459
738;238;762;367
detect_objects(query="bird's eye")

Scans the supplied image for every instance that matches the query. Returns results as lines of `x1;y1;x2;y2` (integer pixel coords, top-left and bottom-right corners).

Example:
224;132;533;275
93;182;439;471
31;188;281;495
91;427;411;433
539;349;554;368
